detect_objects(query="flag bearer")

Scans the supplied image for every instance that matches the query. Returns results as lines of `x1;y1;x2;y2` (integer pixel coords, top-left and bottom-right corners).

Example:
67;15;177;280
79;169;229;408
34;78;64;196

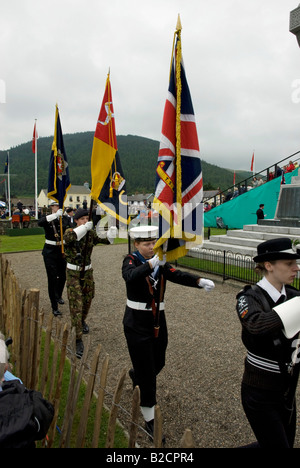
38;201;67;317
122;225;215;441
236;238;300;448
63;208;115;358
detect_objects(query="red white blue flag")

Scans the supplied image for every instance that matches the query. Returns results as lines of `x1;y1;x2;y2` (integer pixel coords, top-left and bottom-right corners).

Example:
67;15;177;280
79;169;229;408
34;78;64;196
153;18;203;261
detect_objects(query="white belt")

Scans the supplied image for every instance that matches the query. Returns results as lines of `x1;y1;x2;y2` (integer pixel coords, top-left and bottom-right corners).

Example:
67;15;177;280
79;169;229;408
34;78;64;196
67;263;92;271
45;239;65;246
126;299;165;311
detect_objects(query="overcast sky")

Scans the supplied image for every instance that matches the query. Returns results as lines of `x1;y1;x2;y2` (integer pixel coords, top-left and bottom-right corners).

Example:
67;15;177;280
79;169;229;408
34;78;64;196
1;0;300;173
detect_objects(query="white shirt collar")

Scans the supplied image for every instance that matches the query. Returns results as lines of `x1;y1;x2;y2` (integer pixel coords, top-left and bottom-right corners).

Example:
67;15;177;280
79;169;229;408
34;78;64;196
257;276;286;303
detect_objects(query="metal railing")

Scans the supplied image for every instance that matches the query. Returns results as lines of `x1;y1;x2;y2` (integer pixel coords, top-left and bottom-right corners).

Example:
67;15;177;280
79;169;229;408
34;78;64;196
175;248;300;289
204;150;300;207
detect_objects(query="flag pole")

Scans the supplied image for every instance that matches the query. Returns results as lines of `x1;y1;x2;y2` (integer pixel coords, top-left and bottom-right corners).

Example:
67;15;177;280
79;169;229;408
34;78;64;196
55;105;65;255
7;151;11;218
174;14;182;239
80;198;94;282
155;16;183;338
34;119;38;219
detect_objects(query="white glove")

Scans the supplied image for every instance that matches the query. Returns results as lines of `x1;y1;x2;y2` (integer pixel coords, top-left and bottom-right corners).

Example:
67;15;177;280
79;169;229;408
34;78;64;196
148;255;159;270
199;278;215;292
107;226;118;244
85;221;93;231
73;224;89;241
46;208;63;222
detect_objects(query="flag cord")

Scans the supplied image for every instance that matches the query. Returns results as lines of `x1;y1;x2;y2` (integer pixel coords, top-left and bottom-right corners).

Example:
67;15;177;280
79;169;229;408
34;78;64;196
175;30;182;237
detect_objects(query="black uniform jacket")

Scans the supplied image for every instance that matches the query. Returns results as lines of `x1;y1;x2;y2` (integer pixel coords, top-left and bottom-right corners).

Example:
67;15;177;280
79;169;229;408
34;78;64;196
122;253;200;336
38;215;68;256
236;284;300;391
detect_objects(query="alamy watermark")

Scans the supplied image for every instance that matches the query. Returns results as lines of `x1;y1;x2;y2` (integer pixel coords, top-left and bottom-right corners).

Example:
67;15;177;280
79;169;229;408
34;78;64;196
95;198;204;240
0;79;6;104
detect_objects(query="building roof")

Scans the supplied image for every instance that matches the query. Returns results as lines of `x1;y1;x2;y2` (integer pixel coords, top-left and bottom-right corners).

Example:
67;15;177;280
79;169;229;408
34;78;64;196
40;185;91;196
203;190;219;200
127;193;154;202
11;197;35;206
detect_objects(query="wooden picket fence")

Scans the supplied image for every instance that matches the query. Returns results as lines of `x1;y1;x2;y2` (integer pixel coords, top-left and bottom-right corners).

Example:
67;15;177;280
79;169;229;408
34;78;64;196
0;254;195;448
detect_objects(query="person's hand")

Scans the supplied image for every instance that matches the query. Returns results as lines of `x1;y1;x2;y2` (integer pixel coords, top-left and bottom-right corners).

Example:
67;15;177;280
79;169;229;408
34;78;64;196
46;209;62;222
199;278;215;292
148;255;159;269
85;221;93;231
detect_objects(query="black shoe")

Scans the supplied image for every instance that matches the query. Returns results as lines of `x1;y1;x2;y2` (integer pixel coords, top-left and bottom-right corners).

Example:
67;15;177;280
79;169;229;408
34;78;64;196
145;419;166;445
52;309;62;317
57;298;65;305
145;419;154;438
82;321;89;334
76;339;84;359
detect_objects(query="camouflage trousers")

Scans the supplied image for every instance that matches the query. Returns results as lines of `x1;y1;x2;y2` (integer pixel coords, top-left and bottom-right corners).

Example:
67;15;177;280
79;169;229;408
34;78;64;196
66;269;95;339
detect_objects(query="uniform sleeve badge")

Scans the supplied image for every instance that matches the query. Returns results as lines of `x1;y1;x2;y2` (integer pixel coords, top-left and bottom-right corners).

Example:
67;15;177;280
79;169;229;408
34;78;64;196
237;295;248;319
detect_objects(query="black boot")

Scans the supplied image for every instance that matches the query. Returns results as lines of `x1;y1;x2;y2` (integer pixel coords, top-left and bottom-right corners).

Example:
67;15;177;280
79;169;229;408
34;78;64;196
144;419;155;438
82;321;89;334
76;339;84;359
52;309;62;317
144;419;166;445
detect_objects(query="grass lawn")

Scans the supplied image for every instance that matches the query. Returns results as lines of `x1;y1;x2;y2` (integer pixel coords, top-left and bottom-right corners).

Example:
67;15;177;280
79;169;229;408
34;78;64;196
0;235;129;253
0;228;226;253
0;235;45;252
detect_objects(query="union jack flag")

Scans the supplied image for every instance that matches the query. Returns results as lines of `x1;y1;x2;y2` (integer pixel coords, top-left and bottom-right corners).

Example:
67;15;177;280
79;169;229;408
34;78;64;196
153;22;203;262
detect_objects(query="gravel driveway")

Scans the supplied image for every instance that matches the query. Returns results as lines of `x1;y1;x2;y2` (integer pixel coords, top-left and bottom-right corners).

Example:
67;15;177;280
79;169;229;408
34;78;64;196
5;243;300;448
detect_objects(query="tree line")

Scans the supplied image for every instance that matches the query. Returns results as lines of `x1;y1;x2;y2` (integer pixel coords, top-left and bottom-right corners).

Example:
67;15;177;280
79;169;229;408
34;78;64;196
0;133;251;197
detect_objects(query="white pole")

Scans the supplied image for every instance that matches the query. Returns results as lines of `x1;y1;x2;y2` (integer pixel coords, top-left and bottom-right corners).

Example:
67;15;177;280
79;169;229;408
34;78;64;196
34;119;38;219
7;151;11;218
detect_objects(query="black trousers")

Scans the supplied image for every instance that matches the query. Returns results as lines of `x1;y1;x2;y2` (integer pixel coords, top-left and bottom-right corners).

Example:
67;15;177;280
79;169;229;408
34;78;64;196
241;383;296;448
43;251;66;310
124;325;168;408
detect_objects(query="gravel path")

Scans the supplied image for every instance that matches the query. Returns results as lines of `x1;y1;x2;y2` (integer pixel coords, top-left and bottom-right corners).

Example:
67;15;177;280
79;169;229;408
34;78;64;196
5;244;300;448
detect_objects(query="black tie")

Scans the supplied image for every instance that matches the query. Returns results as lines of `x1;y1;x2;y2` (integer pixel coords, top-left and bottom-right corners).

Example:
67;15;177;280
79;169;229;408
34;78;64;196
276;294;286;305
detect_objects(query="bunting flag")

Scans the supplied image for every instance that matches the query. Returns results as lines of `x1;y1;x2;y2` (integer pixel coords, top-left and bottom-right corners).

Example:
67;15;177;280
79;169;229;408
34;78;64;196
47;105;71;208
32;121;38;154
153;17;203;262
250;152;254;172
90;72;128;225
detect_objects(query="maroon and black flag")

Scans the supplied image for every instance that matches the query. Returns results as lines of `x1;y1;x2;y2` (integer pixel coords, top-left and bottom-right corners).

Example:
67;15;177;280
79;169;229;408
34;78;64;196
153;16;203;261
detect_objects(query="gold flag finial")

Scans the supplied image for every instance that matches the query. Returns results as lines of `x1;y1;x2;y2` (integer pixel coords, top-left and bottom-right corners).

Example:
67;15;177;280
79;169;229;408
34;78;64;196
176;14;182;32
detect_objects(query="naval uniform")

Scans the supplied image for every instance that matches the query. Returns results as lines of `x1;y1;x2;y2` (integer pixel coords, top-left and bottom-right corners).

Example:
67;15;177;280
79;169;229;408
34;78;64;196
122;251;201;409
38;215;68;312
236;280;300;448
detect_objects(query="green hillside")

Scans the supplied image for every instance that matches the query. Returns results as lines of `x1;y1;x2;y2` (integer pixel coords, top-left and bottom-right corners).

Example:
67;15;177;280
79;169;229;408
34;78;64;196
0;133;252;197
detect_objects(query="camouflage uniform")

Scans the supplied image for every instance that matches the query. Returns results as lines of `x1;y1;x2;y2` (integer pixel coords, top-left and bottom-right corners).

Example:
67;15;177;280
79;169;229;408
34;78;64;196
63;227;108;339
